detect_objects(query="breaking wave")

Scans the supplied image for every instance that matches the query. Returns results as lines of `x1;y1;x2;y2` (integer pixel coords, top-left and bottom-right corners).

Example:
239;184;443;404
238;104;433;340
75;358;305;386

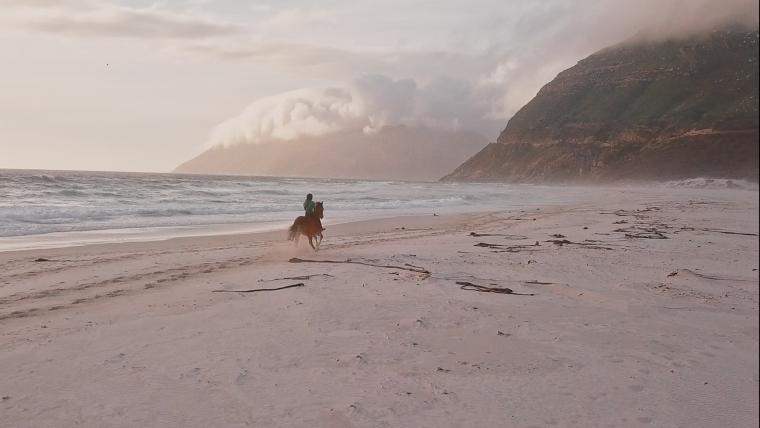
0;170;585;240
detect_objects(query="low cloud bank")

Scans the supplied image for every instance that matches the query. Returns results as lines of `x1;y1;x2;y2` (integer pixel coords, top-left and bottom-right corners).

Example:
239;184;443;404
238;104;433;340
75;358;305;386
209;75;501;148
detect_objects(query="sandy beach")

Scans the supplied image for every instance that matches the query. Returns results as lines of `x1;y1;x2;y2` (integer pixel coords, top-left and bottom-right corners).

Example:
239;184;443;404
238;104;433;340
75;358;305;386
1;186;758;428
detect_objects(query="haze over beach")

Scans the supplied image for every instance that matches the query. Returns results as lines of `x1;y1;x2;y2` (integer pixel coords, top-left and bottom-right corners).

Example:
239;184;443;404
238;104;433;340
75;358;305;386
1;1;758;427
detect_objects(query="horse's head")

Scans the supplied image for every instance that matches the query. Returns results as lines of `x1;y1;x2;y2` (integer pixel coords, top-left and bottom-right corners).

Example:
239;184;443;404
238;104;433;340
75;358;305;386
315;201;324;219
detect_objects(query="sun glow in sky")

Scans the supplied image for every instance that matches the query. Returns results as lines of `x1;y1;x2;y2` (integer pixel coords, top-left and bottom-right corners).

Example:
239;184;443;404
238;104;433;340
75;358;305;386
1;0;756;172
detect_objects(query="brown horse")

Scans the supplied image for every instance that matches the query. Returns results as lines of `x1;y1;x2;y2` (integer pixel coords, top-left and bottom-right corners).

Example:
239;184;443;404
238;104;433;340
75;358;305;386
287;201;324;251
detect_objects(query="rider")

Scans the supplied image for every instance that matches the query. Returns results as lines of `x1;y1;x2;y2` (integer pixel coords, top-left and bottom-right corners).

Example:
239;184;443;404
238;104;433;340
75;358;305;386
303;193;325;231
303;193;316;216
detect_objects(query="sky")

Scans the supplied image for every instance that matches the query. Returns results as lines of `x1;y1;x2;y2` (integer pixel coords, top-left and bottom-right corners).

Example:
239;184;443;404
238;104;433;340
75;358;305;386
0;0;757;172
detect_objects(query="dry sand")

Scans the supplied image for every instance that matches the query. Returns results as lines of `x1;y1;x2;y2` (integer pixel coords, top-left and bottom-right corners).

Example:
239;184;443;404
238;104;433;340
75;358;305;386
0;186;758;428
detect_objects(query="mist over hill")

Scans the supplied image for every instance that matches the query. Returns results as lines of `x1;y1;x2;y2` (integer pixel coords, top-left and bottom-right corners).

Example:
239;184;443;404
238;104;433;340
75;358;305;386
175;126;488;181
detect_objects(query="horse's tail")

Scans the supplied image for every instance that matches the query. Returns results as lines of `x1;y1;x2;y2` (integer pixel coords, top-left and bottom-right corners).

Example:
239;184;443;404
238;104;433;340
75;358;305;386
287;219;300;241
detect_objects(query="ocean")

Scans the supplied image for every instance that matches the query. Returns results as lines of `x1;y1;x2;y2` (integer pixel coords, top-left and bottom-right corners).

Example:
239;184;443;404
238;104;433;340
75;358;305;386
0;169;591;250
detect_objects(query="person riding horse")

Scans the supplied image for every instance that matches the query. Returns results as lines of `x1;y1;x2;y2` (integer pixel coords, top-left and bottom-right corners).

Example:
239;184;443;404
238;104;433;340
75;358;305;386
303;193;324;231
289;194;325;250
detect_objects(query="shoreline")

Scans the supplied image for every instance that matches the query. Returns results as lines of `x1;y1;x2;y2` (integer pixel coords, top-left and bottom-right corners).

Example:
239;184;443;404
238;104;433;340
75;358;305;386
0;212;484;256
1;186;758;427
3;183;756;254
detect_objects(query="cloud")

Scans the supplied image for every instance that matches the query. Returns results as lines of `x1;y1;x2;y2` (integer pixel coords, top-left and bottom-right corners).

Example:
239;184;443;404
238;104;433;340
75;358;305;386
209;86;359;147
6;1;238;39
186;41;494;83
208;74;502;148
601;0;758;41
207;0;759;148
5;0;757;151
260;8;338;30
191;0;759;126
1;0;90;7
477;0;760;118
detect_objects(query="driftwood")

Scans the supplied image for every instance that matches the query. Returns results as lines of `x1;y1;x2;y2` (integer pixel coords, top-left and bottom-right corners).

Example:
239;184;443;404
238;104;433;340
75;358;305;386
288;257;430;274
602;207;661;217
545;239;615;250
614;227;669;239
404;263;428;271
667;269;755;282
264;274;333;281
469;232;529;239
624;232;668;239
703;229;758;237
456;281;535;296
679;227;759;237
474;242;541;253
212;283;305;293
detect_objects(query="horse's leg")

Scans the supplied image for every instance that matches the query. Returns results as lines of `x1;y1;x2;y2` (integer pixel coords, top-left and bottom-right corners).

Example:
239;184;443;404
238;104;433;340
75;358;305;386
294;228;300;246
308;235;316;251
317;233;323;250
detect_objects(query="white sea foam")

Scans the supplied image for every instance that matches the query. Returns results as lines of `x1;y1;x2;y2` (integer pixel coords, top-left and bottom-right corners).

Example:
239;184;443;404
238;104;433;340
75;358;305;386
0;169;596;250
663;178;759;191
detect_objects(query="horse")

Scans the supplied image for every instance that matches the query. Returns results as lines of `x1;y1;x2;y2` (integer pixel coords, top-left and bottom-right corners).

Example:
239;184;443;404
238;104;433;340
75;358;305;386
287;201;324;251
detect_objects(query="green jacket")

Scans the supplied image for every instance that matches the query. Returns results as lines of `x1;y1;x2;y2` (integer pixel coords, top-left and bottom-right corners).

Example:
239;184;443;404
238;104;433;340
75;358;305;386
304;199;316;215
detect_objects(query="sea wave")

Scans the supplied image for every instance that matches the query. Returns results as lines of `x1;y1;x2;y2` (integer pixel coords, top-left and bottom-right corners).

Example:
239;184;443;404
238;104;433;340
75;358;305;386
663;178;759;190
0;169;586;239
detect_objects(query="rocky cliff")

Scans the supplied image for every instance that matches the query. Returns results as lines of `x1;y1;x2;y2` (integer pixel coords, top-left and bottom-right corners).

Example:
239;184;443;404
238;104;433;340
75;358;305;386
444;28;759;182
175;126;488;181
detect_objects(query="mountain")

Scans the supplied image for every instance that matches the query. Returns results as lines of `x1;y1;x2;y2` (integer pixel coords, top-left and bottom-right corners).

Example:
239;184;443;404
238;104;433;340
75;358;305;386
174;126;488;181
444;28;759;182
